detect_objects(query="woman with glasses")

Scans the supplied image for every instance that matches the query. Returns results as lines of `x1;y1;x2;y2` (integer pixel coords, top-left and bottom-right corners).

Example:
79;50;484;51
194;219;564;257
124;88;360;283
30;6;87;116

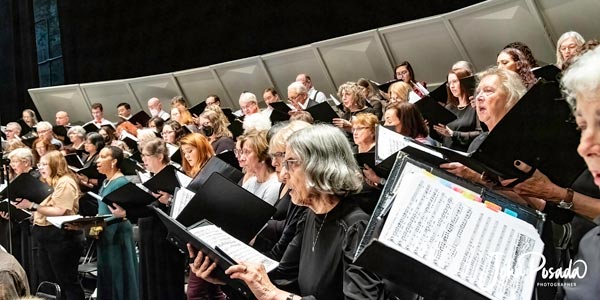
161;120;186;145
237;129;280;205
432;68;482;152
14;150;85;300
351;113;378;153
189;124;387;300
137;138;186;299
31;138;57;164
21;108;38;130
62;126;86;155
95;146;139;300
394;61;428;98
148;116;165;135
332;82;375;134
556;31;585;70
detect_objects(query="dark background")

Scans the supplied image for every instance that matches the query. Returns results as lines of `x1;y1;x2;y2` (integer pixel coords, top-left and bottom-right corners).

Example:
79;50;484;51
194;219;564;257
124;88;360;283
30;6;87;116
0;0;482;124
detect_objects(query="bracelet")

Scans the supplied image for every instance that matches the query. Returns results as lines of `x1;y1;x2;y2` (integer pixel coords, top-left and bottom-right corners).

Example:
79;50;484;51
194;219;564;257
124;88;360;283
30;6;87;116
30;203;39;211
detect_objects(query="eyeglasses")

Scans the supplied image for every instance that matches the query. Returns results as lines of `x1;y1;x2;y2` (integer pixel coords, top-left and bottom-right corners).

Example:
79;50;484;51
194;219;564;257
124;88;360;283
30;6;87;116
352;127;369;133
282;159;300;171
141;152;155;158
37;162;49;168
37;129;50;135
288;95;300;102
161;130;175;136
446;79;460;86
234;149;252;157
240;103;257;111
269;151;285;160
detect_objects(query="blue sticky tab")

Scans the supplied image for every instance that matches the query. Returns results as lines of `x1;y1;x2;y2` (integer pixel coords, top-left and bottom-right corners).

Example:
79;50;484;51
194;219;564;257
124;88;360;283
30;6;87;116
504;208;518;218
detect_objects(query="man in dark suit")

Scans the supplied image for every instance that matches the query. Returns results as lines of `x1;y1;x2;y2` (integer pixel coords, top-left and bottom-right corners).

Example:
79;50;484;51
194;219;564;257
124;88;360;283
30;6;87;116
288;81;318;111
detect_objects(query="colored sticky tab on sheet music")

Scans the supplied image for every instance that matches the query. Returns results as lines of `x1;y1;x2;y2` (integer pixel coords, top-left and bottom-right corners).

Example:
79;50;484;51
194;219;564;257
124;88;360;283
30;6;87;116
484;201;501;212
503;208;518;218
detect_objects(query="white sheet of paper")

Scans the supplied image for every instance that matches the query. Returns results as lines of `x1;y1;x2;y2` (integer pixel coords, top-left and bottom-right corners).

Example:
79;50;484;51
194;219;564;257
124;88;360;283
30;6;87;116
189;224;279;272
379;166;543;300
171;187;195;219
375;125;410;163
175;172;192;188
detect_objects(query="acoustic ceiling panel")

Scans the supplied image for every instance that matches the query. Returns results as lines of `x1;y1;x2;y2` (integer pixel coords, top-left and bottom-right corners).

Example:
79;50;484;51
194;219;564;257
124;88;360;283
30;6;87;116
262;46;332;100
537;0;600;44
80;80;140;123
380;20;465;85
316;30;391;89
127;74;183;115
173;67;227;107
213;57;272;108
28;85;91;125
449;0;555;70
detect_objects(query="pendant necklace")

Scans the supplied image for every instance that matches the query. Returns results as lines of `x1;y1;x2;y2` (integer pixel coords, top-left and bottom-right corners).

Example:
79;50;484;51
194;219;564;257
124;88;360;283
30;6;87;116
312;212;328;252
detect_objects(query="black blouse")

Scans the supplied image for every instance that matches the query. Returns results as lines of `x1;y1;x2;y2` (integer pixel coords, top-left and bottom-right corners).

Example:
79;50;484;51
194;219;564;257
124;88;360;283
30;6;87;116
271;198;386;300
443;105;481;152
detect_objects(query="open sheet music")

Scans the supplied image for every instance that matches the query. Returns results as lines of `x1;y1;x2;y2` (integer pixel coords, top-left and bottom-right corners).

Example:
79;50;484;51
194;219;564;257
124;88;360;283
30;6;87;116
378;167;543;300
171;187;195;219
189;224;279;272
375;125;409;163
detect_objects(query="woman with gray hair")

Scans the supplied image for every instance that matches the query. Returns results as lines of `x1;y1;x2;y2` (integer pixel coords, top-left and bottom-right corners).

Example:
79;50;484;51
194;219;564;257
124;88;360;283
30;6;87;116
556;31;585;70
62;125;86;155
332;82;375;133
188;124;387;300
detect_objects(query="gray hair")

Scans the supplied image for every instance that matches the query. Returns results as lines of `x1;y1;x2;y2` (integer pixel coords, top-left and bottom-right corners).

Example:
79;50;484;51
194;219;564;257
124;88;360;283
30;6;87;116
288;81;307;95
337;82;366;110
36;121;52;132
243;113;271;133
287;124;362;196
477;67;526;111
8;147;34;166
562;47;600;109
67;126;86;139
556;31;585;68
239;92;258;105
6;122;21;134
452;60;475;74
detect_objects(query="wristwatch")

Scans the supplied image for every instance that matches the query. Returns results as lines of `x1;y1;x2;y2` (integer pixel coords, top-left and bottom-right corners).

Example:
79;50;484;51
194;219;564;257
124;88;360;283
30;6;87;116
557;188;574;209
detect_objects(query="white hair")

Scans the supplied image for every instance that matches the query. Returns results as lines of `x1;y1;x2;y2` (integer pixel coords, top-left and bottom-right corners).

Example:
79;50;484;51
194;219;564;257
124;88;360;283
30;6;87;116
556;31;585;68
452;60;475;74
243;113;272;133
36;121;52;131
239;92;258;105
288;81;307;95
562;46;600;108
8;147;34;165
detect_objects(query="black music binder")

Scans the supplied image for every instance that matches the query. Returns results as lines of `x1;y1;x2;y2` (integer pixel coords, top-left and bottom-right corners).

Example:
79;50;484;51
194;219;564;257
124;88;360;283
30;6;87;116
269;102;292;114
354;153;545;300
189;101;207;117
533;65;561;82
65;153;85;169
52;125;72;145
414;96;457;126
17;119;32;135
0;173;52;204
0;200;31;222
121;158;142;176
142;165;185;195
187;155;243;192
374;79;400;94
100;182;156;216
228;119;244;139
155;209;265;300
269;109;290;124
425;81;448;104
47;214;111;229
305;102;339;123
354;151;398;179
128;111;151;127
176;172;275;243
459;75;476;97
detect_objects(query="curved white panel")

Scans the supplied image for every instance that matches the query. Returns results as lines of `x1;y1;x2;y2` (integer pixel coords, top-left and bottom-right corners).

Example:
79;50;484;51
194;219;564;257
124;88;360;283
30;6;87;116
537;0;600;45
80;80;140;123
29;85;91;125
213;58;271;108
126;74;183;114
174;67;227;107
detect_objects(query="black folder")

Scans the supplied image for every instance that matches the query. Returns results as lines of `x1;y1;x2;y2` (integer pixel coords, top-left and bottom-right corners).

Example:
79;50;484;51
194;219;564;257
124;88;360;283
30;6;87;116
217;150;241;171
354;154;544;300
414;96;457;126
20;133;37;148
101;182;156;215
269;102;292;114
170;148;182;165
269;109;291;124
176;172;275;243
17;119;32;135
121;134;139;153
0;200;32;222
128;111;151;127
228;119;244;139
0;173;52;204
354;151;398;179
82;122;100;133
222;108;236;124
142;165;183;195
72;164;101;181
426;82;448;104
121;158;143;176
187;155;244;192
305;102;339;123
459;75;476;98
471;79;585;187
154;210;257;300
374;79;401;94
52;125;72;145
533;65;561;82
65;153;85;169
189;101;207;117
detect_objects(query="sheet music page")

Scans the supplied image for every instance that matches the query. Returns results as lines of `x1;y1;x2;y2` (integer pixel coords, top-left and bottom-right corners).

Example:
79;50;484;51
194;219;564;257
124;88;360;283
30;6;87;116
0;180;6;194
408;91;421;103
166;143;179;157
329;94;341;106
189;224;279;272
375;125;409;163
379;169;543;300
137;170;152;184
175;171;192;188
47;215;82;228
171;187;195;219
120;130;138;141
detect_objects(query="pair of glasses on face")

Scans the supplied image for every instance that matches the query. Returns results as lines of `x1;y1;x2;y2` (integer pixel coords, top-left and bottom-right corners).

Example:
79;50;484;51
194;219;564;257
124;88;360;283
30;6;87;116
234;149;252;157
269;152;285;160
282;159;300;171
161;130;175;136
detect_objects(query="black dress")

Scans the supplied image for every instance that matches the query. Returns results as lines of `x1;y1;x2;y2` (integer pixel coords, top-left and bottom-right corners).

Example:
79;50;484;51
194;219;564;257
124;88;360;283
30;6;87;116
270;198;387;300
443;105;481;152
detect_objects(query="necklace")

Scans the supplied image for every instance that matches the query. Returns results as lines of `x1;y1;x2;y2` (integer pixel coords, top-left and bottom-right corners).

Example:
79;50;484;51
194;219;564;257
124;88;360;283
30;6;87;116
457;105;468;111
312;212;328;252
